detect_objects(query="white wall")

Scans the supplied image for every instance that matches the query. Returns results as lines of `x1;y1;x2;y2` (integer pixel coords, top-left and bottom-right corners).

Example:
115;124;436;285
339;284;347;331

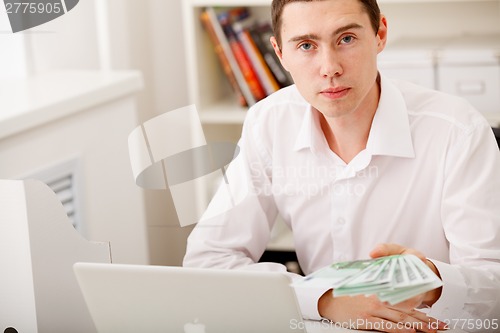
3;0;190;117
380;1;500;44
103;0;192;266
102;0;189;117
25;0;100;73
0;10;29;78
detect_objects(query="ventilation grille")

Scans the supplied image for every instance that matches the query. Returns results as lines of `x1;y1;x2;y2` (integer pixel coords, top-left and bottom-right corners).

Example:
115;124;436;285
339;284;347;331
21;158;82;231
46;173;78;229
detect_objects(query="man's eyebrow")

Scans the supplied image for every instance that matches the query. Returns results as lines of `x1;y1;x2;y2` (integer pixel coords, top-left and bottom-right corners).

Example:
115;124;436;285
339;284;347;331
333;23;363;36
288;33;320;43
287;23;364;43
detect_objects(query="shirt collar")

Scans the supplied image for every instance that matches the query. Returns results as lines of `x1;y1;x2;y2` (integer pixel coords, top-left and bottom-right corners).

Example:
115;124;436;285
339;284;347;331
293;103;316;152
293;75;415;159
366;75;415;158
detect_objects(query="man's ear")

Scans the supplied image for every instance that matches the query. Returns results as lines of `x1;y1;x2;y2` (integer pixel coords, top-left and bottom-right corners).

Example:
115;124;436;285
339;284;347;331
376;15;388;54
270;36;288;70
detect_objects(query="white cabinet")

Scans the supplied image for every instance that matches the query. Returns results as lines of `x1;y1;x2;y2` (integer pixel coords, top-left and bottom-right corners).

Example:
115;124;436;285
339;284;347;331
437;36;500;125
378;37;448;89
439;60;500;120
378;48;437;90
0;71;150;265
379;33;500;127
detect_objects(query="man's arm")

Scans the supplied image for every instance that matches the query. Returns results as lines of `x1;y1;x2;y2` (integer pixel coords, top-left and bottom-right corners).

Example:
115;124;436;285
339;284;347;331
317;122;500;332
428;120;500;328
183;109;281;271
183;104;304;276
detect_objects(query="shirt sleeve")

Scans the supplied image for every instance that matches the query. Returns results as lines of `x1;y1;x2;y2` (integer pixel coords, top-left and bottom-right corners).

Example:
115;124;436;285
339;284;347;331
431;118;500;331
183;107;280;270
181;106;294;271
293;285;331;320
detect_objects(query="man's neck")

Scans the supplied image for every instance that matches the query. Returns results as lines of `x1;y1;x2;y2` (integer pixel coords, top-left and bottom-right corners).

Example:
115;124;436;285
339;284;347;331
319;79;381;164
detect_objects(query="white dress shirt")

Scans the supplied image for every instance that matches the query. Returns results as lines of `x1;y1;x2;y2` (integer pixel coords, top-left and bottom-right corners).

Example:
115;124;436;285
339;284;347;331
183;76;500;329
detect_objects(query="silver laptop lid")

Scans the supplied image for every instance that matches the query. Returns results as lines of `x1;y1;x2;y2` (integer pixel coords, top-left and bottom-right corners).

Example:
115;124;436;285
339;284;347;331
73;262;306;333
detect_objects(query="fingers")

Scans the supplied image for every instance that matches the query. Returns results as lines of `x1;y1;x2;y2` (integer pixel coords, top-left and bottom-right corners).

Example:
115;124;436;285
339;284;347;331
389;294;425;311
369;244;441;305
322;292;446;333
391;309;447;333
369;243;426;262
379;307;436;333
344;308;444;333
369;243;405;258
383;298;448;332
354;316;418;333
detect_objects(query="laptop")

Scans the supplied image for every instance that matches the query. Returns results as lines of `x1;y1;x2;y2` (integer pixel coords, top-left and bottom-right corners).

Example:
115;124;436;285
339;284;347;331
73;262;307;333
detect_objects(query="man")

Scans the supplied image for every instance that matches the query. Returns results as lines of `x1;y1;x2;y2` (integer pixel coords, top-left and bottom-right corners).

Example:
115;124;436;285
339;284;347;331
184;0;500;332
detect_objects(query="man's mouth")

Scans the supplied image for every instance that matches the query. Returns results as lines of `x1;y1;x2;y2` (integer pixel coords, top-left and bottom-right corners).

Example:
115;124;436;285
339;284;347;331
320;87;350;99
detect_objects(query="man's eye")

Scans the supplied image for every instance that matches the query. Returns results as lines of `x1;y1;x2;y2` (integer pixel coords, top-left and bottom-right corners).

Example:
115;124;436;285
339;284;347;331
299;43;313;51
340;36;354;44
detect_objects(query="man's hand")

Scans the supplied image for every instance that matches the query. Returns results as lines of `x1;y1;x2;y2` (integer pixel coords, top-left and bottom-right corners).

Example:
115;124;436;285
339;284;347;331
370;243;442;306
318;292;443;333
317;243;445;333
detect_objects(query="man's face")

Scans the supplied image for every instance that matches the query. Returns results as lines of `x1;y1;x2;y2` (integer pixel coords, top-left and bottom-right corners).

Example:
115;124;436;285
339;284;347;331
271;0;387;119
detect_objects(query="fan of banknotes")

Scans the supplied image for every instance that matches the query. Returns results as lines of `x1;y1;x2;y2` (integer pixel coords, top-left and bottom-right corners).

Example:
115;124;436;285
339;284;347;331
294;254;443;305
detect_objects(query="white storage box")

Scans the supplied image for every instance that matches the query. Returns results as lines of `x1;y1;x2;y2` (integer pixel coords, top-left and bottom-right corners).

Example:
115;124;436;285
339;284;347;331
436;34;500;126
378;37;447;90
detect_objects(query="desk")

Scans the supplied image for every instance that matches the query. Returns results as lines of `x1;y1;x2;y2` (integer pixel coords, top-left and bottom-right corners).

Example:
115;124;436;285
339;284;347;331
304;320;467;333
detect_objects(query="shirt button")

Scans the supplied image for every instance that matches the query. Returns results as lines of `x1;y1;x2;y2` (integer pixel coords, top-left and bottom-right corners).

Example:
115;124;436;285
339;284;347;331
337;217;346;225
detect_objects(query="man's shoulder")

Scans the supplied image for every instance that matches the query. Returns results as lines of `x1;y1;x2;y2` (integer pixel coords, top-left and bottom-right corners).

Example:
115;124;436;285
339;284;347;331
245;84;308;121
393;78;487;129
253;85;307;109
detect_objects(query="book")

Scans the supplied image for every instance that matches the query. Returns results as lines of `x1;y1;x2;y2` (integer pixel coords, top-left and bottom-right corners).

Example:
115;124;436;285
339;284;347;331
218;10;267;102
233;20;280;96
200;10;247;107
203;7;256;106
247;21;294;88
294;254;443;305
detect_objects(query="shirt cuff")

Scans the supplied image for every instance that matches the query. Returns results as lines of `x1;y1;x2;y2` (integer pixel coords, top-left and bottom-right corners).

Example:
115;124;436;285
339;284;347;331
427;259;467;320
293;285;330;320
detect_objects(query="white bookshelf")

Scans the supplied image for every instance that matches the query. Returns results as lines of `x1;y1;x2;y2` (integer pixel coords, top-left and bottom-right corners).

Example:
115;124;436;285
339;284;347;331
183;1;271;124
198;101;248;124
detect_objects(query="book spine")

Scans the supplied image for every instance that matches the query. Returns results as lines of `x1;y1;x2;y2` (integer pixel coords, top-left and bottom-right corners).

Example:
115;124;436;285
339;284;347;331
200;11;247;107
249;23;294;88
223;24;267;102
233;22;280;96
205;7;256;106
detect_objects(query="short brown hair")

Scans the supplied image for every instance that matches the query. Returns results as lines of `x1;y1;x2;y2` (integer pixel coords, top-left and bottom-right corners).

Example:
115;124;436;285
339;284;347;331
271;0;381;48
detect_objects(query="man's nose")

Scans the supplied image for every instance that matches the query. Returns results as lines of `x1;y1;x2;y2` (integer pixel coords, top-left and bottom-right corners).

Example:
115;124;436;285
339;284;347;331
319;47;343;78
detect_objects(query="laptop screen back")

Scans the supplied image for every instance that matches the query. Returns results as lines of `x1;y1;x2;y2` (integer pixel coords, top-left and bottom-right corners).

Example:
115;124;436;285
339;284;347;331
73;263;306;333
